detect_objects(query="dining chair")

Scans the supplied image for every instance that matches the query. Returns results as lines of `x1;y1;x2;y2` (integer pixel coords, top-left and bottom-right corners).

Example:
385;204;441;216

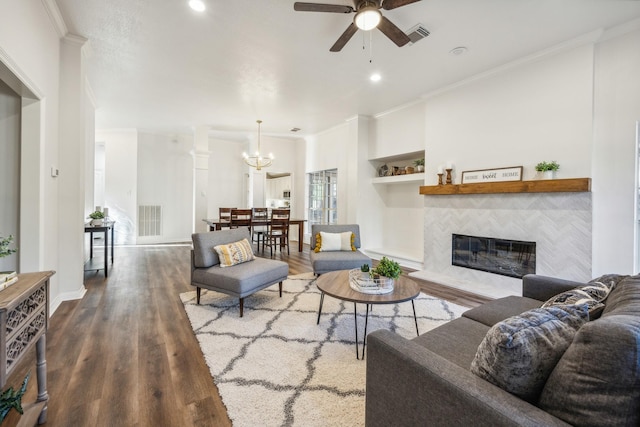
266;209;290;258
219;207;236;228
229;209;252;232
251;208;269;252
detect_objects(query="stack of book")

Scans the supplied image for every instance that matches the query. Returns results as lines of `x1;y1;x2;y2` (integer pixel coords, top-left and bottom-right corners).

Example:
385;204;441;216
0;271;18;291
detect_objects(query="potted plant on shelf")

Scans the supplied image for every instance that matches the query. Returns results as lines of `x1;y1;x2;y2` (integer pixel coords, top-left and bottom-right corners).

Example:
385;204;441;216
371;256;402;289
88;210;105;226
535;161;559;180
414;158;425;173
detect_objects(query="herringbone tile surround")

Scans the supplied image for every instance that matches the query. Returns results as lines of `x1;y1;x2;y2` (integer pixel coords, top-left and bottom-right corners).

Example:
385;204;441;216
418;192;592;297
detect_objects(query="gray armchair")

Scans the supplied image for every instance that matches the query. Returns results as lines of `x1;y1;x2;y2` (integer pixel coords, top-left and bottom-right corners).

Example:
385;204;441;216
309;224;372;275
191;228;289;317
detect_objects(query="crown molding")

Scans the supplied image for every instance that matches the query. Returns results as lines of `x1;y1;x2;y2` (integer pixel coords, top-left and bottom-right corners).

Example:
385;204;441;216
373;98;426;120
42;0;68;38
421;29;604;101
598;17;640;43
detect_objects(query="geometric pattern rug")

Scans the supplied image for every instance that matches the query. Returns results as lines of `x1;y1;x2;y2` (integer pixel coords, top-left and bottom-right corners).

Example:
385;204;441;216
180;273;468;427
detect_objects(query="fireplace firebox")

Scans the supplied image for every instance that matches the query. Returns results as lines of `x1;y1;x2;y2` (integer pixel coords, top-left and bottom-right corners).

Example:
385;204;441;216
452;234;536;279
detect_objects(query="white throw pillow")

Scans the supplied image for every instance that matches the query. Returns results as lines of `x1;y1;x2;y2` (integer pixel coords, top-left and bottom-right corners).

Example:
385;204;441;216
318;231;354;252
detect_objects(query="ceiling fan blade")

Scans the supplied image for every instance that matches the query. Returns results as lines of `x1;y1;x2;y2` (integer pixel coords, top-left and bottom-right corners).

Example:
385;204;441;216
330;23;358;52
382;0;420;10
377;16;411;47
294;2;354;13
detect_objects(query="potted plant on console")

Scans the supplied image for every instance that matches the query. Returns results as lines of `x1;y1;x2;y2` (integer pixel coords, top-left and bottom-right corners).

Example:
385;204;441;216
535;160;559;180
371;257;402;290
88;210;105;226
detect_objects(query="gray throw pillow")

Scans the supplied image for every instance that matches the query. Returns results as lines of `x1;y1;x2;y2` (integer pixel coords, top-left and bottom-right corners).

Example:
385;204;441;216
470;305;589;403
539;314;640;426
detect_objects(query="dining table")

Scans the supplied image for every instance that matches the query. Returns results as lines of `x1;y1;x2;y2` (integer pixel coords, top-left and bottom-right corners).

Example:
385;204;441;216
203;218;307;252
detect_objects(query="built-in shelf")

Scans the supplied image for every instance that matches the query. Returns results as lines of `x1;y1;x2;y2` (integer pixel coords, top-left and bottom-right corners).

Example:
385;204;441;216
419;178;591;195
372;173;425;185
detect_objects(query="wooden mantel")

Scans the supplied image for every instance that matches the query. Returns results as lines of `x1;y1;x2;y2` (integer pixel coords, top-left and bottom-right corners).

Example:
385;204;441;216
419;178;591;195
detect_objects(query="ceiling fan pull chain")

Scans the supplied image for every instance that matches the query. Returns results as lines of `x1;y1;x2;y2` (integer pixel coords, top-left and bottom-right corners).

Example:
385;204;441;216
369;31;374;63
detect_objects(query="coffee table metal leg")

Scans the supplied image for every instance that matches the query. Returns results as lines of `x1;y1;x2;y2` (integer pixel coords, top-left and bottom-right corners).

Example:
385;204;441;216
354;302;359;360
361;304;371;360
412;300;419;336
316;292;325;325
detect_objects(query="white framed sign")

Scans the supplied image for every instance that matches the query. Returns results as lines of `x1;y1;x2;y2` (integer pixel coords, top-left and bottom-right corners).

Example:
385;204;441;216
461;166;523;184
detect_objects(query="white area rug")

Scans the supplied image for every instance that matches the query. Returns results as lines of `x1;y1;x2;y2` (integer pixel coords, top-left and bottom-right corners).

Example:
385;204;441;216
180;273;467;427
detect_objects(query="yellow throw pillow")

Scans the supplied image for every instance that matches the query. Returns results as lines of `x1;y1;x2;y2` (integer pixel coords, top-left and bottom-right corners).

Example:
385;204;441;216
315;231;356;252
214;238;255;267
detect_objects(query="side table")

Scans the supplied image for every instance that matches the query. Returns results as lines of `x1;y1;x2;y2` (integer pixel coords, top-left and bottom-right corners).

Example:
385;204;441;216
0;271;54;425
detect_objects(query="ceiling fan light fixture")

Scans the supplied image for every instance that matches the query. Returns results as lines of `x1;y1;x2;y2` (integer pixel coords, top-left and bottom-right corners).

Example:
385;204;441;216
354;7;381;31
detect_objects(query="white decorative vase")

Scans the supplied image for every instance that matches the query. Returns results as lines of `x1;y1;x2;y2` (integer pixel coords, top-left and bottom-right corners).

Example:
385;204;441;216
542;170;555;180
91;218;104;226
415;165;424;173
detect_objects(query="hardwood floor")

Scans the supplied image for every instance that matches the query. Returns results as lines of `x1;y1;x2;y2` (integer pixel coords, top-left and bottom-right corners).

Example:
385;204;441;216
4;242;488;426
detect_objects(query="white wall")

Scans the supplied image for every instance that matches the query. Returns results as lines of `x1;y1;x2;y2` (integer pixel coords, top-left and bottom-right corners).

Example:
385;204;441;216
592;26;640;275
208;137;246;217
424;43;594;184
137;132;194;243
96;129;138;244
370;102;426;160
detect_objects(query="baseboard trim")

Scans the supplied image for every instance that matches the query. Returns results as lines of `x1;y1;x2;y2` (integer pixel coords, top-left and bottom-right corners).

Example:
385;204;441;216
50;286;87;315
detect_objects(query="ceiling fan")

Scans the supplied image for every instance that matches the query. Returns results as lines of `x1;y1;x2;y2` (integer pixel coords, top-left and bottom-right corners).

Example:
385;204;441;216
293;0;420;52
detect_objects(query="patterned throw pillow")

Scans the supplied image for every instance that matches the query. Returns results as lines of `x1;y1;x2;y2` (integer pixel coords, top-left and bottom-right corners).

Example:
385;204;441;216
542;287;606;319
470;305;589;403
213;238;255;267
314;232;355;253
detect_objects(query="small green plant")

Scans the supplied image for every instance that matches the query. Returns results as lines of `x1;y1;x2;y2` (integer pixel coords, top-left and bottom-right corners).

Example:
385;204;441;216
360;264;370;273
413;158;425;167
535;161;559;172
372;256;402;279
88;211;105;220
0;235;16;259
0;372;29;422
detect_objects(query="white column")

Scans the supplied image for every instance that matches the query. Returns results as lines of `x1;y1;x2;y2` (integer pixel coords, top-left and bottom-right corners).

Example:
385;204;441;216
193;126;210;233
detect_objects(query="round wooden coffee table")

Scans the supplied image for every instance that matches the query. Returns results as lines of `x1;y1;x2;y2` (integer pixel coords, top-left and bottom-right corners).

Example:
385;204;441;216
315;269;421;359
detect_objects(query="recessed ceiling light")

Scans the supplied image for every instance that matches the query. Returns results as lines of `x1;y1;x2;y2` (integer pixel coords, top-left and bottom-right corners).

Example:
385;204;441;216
449;46;468;56
370;73;381;82
189;0;206;12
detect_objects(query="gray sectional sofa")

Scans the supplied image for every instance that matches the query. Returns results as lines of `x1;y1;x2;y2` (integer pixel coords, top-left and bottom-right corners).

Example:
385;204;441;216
365;274;640;427
309;224;371;275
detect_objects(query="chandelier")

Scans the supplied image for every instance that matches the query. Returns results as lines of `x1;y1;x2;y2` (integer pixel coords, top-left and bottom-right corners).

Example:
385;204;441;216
242;120;273;170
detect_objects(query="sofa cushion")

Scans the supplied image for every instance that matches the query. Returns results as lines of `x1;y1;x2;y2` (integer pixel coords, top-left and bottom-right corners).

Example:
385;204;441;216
412;316;490;369
470;305;589;403
314;231;355;252
462;295;542;327
192;229;251;268
309;250;371;275
539;313;640;426
192;257;288;298
601;274;640;317
214;238;255;267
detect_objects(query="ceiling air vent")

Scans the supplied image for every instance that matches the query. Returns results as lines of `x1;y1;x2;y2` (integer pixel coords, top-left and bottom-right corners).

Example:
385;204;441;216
407;24;430;45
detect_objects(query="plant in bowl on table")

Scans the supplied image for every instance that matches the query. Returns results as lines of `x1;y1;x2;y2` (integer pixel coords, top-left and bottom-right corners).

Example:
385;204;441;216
413;158;425;173
88;211;105;226
371;257;402;289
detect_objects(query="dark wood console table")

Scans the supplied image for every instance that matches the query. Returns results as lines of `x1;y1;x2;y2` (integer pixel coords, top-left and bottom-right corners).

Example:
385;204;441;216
84;221;115;277
0;271;53;425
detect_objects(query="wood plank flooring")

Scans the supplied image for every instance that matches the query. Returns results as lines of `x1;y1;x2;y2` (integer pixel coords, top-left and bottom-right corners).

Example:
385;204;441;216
3;242;489;426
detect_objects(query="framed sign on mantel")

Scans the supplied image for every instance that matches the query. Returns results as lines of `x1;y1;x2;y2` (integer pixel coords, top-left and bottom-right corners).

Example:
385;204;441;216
461;166;523;184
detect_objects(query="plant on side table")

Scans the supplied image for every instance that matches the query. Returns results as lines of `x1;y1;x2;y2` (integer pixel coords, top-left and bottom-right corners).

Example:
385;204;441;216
535;161;559;180
372;257;402;289
0;235;16;259
414;158;425;173
88;210;105;226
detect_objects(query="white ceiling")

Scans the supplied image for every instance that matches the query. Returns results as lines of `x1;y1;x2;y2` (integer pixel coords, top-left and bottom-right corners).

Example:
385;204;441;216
55;0;640;139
